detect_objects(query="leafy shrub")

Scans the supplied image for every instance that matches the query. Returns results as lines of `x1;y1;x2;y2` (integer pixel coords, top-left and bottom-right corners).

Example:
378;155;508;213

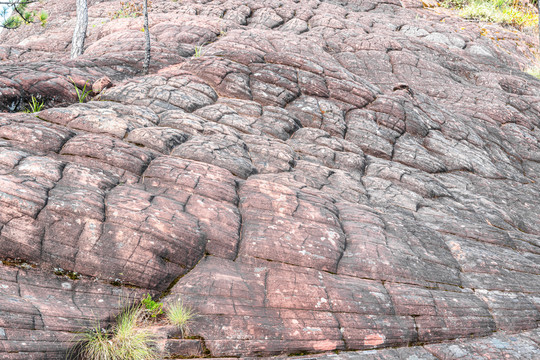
141;294;163;318
441;0;538;28
2;1;48;29
461;0;537;28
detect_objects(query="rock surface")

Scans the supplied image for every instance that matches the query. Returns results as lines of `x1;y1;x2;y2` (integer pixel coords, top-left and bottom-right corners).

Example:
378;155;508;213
0;0;539;358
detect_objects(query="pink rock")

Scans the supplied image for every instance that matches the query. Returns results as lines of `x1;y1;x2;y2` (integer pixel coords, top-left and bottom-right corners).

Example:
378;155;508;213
92;76;112;94
0;0;539;358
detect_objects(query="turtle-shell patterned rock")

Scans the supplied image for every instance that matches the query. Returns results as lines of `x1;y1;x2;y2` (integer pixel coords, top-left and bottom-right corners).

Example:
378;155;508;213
0;0;539;358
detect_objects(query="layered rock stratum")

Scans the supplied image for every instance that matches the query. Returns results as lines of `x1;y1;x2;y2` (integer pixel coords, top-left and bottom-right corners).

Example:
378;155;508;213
0;0;539;358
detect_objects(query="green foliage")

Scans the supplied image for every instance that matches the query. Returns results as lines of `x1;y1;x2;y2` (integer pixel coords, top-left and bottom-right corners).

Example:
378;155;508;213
37;10;48;26
23;95;44;113
166;298;194;334
2;14;22;29
440;0;469;7
69;77;92;103
74;322;112;360
461;0;537;28
441;0;538;28
109;1;152;20
526;66;540;78
71;295;197;359
193;45;205;58
53;267;81;280
141;294;163;318
71;304;158;360
1;1;48;29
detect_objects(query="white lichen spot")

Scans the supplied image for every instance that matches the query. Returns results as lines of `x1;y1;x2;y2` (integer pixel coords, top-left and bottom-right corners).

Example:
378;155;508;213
315;297;328;308
61;282;72;290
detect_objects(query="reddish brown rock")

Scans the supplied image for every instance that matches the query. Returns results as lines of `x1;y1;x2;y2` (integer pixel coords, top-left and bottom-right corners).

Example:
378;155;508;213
0;0;539;359
158;339;203;358
91;76;112;94
0;264;147;359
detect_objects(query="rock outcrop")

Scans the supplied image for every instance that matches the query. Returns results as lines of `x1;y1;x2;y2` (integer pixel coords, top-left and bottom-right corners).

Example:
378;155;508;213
0;0;539;358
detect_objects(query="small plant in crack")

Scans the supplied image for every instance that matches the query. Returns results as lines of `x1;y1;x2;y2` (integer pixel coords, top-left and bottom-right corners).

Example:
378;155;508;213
166;297;194;336
69;295;197;359
70;303;158;360
1;258;34;269
141;294;164;319
193;44;206;58
23;95;45;114
53;267;81;280
69;77;92;103
110;278;124;287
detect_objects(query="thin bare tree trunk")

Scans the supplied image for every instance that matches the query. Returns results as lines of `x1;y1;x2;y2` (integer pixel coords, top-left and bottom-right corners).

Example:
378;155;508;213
143;0;151;74
71;0;88;58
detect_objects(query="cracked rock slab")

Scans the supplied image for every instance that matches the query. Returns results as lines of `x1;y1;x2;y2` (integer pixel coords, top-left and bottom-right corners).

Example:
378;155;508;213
0;0;540;358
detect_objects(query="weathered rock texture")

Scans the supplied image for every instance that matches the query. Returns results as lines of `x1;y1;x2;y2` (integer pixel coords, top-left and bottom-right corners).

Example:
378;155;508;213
0;0;539;358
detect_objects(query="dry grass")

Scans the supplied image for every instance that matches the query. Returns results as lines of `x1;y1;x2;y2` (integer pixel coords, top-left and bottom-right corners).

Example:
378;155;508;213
166;297;194;335
442;0;539;29
71;304;158;360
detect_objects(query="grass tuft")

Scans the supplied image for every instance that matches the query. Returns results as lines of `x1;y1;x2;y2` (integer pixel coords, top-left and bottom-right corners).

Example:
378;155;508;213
193;44;205;58
69;77;92;103
72;304;157;360
23;95;45;114
166;297;194;335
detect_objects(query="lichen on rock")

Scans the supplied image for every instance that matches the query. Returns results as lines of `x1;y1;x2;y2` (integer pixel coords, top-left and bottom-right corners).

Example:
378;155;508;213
0;0;539;359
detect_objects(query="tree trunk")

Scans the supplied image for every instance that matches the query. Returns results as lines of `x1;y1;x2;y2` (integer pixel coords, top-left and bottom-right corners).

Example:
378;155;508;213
142;0;151;74
71;0;88;59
